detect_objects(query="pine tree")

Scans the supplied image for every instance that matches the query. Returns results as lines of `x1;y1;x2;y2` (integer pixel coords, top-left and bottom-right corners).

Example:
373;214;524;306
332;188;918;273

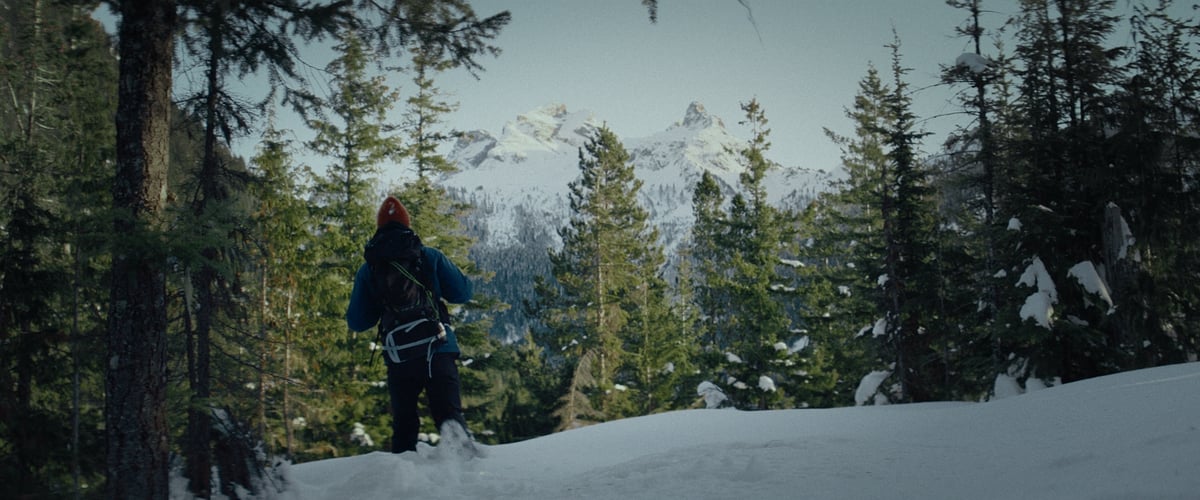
718;100;789;409
246;120;310;458
820;64;898;404
533;126;675;428
0;3;115;495
1105;1;1200;366
874;36;944;402
298;28;400;457
939;0;1029;398
1002;0;1129;384
386;41;515;441
689;171;731;349
689;99;829;410
788;199;874;406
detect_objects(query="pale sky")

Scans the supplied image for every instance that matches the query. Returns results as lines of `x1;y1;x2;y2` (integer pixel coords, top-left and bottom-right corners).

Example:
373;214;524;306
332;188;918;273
416;0;1008;172
97;1;1166;174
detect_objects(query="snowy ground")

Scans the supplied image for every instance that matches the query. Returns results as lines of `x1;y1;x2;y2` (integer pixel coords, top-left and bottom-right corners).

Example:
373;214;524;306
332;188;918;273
274;362;1200;500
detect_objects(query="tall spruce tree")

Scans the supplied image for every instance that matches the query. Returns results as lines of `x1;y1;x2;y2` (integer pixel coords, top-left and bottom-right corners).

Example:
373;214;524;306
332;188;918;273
1106;1;1200;367
689;171;731;350
534;126;675;427
694;99;830;410
0;2;114;495
720;99;791;409
106;0;177;496
940;0;1028;397
875;37;943;402
246;120;310;458
1002;0;1129;384
818;64;896;404
300;28;400;457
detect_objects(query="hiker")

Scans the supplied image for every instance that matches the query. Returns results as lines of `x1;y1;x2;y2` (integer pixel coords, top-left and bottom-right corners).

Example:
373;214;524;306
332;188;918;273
346;196;475;453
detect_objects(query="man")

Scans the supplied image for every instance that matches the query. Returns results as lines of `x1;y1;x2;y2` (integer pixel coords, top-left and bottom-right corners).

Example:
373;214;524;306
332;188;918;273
346;196;474;453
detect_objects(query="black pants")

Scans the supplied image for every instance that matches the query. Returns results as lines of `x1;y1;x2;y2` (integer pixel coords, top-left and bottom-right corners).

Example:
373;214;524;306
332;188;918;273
386;352;466;453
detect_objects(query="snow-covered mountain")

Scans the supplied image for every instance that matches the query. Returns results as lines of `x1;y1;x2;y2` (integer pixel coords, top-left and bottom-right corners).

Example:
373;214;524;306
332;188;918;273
442;102;838;340
443;101;837;252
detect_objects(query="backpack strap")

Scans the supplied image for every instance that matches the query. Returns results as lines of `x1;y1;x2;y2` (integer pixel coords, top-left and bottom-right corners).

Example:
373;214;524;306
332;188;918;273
387;260;442;324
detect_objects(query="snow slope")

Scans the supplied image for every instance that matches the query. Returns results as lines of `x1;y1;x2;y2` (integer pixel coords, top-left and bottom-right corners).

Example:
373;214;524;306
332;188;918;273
278;362;1200;500
442;102;836;250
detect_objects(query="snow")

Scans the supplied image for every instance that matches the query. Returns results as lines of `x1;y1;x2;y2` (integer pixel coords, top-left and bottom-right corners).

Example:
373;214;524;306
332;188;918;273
1107;202;1136;260
1017;257;1058;329
993;373;1024;399
1067;261;1115;313
854;369;893;406
1019;291;1056;329
442;102;835;252
871;317;887;337
788;336;809;354
223;363;1200;500
696;381;728;409
955;52;991;73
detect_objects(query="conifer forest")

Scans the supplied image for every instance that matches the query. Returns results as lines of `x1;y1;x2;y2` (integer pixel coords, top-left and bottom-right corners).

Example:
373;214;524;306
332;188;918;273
1;0;1198;498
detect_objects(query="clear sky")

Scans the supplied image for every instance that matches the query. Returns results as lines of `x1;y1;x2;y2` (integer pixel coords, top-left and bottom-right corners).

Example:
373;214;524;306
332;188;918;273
96;1;1165;174
410;0;1013;172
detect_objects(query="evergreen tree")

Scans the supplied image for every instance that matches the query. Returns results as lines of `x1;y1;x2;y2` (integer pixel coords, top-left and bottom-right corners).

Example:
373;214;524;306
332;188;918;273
533;126;676;428
0;2;115;495
819;49;945;404
693;99;830;410
814;64;897;404
719;100;791;409
246;120;310;458
1002;0;1129;384
689;171;731;349
788;199;874;406
173;3;347;489
873;37;944;402
1106;0;1200;367
386;40;515;442
299;28;399;458
939;0;1028;398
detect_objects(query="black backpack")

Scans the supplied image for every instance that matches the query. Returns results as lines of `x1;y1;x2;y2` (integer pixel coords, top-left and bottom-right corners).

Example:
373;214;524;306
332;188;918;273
363;224;446;364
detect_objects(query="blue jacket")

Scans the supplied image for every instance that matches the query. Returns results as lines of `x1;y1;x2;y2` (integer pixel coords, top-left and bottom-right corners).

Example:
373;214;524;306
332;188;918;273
345;246;474;354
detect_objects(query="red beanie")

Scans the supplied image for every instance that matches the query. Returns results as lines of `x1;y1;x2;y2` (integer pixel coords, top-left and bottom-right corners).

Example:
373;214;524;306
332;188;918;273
376;196;410;228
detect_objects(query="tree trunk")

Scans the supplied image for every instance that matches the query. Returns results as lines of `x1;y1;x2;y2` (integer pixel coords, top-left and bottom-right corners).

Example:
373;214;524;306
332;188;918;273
258;268;269;447
285;286;295;456
106;1;176;498
1103;203;1133;368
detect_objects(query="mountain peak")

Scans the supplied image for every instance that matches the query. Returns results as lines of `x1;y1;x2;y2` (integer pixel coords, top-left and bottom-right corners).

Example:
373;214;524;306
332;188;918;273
680;101;721;129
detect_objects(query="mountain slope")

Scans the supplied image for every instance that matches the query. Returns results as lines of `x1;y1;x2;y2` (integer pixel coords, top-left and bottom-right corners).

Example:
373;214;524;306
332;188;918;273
442;102;838;339
444;101;835;251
